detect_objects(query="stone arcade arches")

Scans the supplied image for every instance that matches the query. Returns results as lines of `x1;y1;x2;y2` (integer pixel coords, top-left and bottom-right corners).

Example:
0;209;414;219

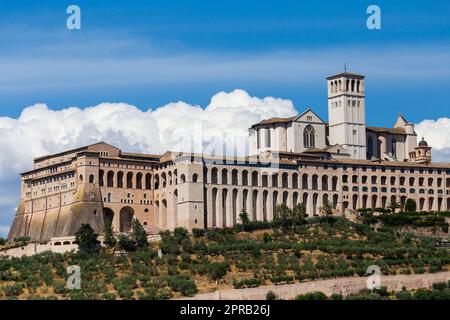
119;206;134;233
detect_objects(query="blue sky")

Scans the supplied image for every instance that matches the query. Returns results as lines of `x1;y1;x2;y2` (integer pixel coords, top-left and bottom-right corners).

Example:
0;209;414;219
0;0;449;124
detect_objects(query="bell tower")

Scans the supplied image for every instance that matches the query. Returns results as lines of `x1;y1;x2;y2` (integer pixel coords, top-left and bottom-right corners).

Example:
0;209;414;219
327;70;367;160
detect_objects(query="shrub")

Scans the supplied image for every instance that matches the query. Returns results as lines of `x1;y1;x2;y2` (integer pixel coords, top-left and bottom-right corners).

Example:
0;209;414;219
117;234;137;252
2;284;24;296
0;237;6;246
192;228;205;237
103;220;117;248
296;291;328;300
404;199;417;212
207;262;229;280
266;290;277;300
163;275;197;297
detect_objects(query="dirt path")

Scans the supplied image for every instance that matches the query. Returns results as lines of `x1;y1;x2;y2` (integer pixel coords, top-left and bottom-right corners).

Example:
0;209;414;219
180;271;450;300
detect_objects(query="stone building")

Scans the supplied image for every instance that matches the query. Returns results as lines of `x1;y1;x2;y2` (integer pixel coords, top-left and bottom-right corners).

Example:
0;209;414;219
7;71;450;242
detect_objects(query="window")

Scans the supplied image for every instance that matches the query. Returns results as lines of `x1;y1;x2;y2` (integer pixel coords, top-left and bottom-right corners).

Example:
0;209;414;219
367;137;373;157
392;138;397;158
256;130;260;149
265;128;271;147
303;125;315;148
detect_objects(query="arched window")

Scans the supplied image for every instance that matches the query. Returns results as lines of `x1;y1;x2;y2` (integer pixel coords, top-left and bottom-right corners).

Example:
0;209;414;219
89;174;95;183
192;173;198;182
392;138;397;158
303;125;315;148
367;136;373;158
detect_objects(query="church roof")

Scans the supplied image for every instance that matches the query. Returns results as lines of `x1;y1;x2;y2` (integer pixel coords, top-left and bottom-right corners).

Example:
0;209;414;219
251;116;296;128
367;126;406;135
326;72;365;80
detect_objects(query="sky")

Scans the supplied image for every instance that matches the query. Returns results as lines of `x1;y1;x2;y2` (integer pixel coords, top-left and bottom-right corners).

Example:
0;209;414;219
0;0;449;237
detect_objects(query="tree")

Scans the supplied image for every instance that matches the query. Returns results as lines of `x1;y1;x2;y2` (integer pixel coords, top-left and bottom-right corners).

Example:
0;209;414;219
387;199;400;214
131;218;148;248
117;234;137;252
404;198;417;212
239;209;250;231
0;237;6;246
103;220;116;248
74;224;100;252
292;203;307;225
319;199;335;223
273;204;292;229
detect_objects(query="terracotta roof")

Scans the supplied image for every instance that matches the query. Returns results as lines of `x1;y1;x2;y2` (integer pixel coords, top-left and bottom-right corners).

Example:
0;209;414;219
302;147;329;154
251;116;296;128
367;126;406;135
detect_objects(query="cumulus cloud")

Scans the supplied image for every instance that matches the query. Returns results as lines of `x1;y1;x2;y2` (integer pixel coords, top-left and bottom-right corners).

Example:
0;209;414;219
0;89;296;236
415;118;450;162
0;89;296;179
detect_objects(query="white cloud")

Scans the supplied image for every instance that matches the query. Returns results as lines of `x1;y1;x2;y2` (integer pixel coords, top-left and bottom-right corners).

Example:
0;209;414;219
0;89;296;235
415;117;450;162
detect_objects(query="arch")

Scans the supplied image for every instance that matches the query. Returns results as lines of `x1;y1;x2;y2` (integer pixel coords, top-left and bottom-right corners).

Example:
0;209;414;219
161;199;167;229
332;176;338;191
302;192;308;214
119;206;134;233
231;169;238;185
262;173;269;187
321;175;329;191
333;194;339;209
263;190;269;221
180;174;186;183
99;170;104;187
242;170;249;186
211;168;218;184
107;171;114;188
362;194;368;209
312;193;318;215
252;190;258;220
252;171;259;187
273;191;279;212
390;176;396;185
136;172;143;189
272;173;278;187
292;173;299;189
103;207;114;224
371;195;378;209
168;171;173;185
89;174;95;184
303;124;315;148
154;174;159;189
282;172;289;188
212;188;218;227
222;169;228;185
79;174;83;182
302;174;308;189
282;191;289;205
222;189;228;226
352;194;358;210
381;196;387;209
232;189;238;225
428;178;433;187
293;192;299;207
419;198;425;211
409;177;415;186
192;173;198;183
161;172;167;188
323;193;329;206
312;175;319;190
117;171;124;188
446;178;450;188
428;197;434;211
126;172;133;188
145;173;152;189
242;189;249;212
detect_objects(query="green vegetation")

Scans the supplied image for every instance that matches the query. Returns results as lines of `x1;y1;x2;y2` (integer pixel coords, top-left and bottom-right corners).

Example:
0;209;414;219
1;206;449;300
74;224;100;252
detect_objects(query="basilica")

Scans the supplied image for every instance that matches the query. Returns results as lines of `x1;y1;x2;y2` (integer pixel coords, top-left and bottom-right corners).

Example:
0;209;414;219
8;71;450;242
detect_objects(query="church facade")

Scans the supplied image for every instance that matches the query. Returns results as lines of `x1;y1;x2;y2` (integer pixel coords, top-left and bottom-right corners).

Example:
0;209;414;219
8;71;450;242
